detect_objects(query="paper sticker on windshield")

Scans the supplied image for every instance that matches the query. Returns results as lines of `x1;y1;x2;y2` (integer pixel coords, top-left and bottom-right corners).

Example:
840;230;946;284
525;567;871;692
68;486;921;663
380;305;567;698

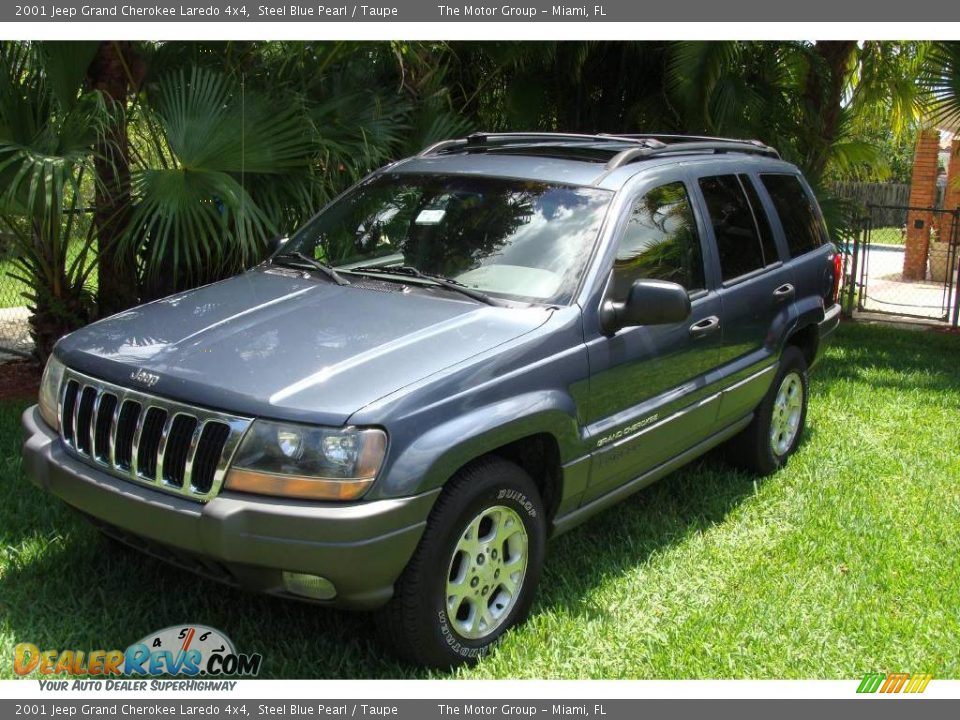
415;209;445;225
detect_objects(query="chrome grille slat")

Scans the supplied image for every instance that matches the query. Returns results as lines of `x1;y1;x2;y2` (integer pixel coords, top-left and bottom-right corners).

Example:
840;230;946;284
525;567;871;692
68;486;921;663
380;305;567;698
108;395;122;467
137;406;168;481
75;386;97;456
129;401;149;479
162;414;199;488
71;383;82;450
155;411;178;484
56;368;252;503
114;400;142;471
182;420;206;492
90;389;104;459
92;392;118;463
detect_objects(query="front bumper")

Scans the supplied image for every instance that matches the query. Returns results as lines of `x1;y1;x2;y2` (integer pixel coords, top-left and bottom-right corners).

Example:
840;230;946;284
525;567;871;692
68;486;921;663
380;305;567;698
22;405;436;609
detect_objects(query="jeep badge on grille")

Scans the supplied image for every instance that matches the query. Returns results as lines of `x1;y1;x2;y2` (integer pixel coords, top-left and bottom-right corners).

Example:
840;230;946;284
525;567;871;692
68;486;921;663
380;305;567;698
130;369;161;388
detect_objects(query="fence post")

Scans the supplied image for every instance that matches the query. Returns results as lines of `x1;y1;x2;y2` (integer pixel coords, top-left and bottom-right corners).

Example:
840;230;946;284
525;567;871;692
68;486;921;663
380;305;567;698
951;209;960;329
844;216;863;317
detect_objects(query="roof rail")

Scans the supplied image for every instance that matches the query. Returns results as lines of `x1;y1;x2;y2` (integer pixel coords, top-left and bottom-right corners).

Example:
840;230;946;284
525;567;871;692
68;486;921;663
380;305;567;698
417;132;781;166
417;131;656;157
601;133;769;145
604;139;780;172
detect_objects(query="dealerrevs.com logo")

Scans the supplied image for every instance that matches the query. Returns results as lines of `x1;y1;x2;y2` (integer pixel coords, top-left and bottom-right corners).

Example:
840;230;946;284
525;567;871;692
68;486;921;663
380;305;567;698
14;625;262;687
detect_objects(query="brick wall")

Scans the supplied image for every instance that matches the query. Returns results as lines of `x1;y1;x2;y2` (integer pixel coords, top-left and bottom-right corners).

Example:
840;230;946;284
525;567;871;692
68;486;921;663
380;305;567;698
902;129;941;280
942;138;960;246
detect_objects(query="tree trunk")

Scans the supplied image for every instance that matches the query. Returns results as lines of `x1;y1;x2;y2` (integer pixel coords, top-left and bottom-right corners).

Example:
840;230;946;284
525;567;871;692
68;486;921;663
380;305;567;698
87;41;141;317
803;40;858;181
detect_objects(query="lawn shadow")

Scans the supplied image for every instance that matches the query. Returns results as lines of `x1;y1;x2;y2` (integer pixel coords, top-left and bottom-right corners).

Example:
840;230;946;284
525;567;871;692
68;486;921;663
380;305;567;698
534;447;767;622
2;448;770;680
816;322;960;396
0;509;418;679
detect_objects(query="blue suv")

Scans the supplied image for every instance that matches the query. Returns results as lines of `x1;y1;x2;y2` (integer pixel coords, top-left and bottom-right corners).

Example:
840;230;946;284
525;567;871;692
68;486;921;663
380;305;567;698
23;133;842;667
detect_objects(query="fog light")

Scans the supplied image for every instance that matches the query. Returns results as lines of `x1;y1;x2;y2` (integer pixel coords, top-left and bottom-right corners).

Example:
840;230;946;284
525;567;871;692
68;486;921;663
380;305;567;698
282;571;337;600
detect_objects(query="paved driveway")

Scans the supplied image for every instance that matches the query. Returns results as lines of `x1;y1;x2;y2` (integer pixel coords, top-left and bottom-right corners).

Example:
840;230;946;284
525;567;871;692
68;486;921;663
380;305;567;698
858;244;957;320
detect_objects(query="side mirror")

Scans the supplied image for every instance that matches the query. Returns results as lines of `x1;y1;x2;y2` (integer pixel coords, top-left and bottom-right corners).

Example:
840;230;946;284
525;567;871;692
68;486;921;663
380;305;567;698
266;234;289;256
600;278;691;335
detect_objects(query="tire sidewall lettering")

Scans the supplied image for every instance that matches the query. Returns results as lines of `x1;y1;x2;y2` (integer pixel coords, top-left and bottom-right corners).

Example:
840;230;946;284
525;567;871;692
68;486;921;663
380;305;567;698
431;481;542;658
496;488;537;518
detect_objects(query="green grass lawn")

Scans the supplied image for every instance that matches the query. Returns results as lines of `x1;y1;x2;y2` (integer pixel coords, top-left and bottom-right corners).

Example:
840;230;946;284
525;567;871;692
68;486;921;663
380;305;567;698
1;322;958;679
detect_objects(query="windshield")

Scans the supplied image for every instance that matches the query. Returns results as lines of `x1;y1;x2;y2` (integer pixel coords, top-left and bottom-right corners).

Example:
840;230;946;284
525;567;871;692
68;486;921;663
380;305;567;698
283;173;613;304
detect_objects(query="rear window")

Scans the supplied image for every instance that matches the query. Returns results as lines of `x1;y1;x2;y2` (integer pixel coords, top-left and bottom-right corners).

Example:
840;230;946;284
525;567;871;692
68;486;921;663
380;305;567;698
760;174;827;257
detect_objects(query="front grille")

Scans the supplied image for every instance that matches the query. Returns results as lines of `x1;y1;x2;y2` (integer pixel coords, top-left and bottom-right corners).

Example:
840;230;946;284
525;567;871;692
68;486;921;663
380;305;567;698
58;369;252;502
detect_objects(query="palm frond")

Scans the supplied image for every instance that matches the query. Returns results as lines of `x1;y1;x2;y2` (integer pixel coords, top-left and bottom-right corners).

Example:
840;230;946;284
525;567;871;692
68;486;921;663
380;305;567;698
920;41;960;130
126;166;273;282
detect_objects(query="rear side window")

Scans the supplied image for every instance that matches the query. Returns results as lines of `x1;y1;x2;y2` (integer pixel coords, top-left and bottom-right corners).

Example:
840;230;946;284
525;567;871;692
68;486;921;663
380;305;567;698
611;181;706;301
698;174;777;281
760;174;826;257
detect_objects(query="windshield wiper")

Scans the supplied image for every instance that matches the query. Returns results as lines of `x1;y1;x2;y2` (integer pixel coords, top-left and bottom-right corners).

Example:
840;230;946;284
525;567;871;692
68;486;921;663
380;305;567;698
272;252;350;286
347;265;508;307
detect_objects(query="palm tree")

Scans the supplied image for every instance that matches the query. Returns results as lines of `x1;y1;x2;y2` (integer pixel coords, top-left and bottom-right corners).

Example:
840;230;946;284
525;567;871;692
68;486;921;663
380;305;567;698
0;41;108;359
120;42;471;299
118;65;317;298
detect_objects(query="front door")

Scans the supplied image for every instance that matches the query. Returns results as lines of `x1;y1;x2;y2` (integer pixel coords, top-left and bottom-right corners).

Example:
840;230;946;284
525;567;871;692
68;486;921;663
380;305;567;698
583;178;722;502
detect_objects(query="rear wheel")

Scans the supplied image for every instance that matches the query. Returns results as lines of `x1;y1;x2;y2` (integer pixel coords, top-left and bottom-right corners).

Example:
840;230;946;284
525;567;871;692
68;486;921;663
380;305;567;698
726;345;809;475
376;457;545;668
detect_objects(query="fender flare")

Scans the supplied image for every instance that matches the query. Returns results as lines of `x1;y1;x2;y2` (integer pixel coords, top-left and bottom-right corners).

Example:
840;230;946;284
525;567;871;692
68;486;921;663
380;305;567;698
375;389;582;499
781;295;825;349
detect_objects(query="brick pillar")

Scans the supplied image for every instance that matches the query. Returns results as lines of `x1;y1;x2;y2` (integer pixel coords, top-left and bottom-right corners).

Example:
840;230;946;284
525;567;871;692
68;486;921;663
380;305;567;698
902;129;941;280
942;138;960;246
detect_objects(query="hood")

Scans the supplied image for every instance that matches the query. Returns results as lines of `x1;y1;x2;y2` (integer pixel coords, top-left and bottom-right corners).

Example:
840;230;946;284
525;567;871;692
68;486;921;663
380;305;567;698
57;269;552;426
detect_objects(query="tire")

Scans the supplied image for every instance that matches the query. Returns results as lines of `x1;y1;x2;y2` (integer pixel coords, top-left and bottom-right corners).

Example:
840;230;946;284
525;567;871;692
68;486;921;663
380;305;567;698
725;345;809;476
376;456;546;668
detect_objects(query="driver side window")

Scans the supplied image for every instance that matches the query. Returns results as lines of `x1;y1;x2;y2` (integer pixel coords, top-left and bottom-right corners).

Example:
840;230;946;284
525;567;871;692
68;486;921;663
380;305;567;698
611;181;706;301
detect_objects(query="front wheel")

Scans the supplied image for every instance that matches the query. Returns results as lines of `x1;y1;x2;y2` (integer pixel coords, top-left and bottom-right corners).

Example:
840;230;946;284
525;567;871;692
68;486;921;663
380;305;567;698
726;345;809;475
376;457;546;668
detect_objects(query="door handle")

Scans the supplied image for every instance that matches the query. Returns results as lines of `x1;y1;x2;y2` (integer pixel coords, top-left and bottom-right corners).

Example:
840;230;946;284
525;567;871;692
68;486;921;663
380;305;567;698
689;316;720;338
773;283;795;302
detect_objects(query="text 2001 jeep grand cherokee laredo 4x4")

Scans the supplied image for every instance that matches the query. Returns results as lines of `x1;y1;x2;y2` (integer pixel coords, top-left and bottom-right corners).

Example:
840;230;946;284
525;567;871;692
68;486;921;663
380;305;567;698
23;133;842;667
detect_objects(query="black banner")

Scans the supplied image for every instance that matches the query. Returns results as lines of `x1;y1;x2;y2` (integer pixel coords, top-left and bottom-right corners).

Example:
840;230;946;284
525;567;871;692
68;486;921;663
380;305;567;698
3;0;958;22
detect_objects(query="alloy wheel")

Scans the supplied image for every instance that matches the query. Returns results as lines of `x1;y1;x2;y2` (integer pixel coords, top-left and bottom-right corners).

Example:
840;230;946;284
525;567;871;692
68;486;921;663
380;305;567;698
445;505;529;641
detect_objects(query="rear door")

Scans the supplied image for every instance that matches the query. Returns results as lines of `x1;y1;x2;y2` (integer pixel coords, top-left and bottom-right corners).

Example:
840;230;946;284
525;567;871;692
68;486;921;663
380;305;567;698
693;172;794;425
758;172;835;315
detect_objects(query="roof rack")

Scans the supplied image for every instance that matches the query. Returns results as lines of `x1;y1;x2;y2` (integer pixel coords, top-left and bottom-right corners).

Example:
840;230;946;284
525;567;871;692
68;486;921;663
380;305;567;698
417;132;659;157
604;140;779;172
417;132;780;166
600;132;763;144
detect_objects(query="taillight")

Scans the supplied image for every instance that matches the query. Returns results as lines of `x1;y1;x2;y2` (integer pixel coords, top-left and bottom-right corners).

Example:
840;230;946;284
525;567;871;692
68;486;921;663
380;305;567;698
831;252;842;304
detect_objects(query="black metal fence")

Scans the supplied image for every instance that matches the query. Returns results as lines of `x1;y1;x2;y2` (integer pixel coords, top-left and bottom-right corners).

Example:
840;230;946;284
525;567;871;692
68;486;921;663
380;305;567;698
842;204;960;327
0;234;33;360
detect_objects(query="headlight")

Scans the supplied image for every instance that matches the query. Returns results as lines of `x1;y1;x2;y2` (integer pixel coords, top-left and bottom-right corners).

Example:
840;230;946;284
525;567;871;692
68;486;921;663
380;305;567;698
38;355;66;431
224;420;387;501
